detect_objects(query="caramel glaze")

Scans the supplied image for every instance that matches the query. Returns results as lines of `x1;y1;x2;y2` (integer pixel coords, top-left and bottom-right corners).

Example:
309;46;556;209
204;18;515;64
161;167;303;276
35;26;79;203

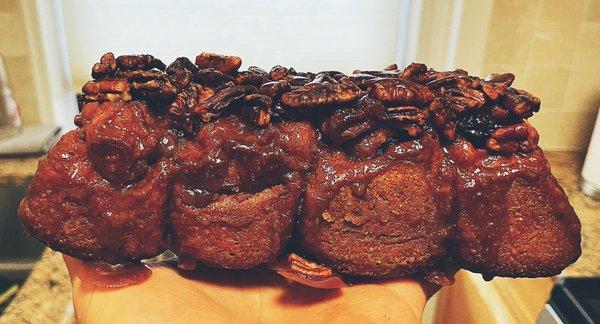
301;127;455;278
78;261;152;288
449;139;581;279
168;118;317;270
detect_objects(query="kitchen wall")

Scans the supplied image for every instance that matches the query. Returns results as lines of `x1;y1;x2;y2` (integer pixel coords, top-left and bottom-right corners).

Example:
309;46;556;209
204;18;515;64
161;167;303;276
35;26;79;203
419;0;600;152
0;0;40;124
62;0;403;90
483;0;599;152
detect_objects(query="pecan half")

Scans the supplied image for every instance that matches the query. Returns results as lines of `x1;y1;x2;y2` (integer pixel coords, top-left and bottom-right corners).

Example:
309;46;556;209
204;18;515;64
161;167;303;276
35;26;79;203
280;82;362;109
385;63;398;71
241;94;272;127
481;73;515;100
428;97;457;140
400;62;427;78
82;79;129;94
166;57;199;75
310;72;339;84
129;79;176;99
321;97;384;144
443;87;486;112
82;79;131;103
285;75;309;86
269;65;289;81
195;52;242;74
91;52;117;79
425;72;459;89
235;66;269;86
194;85;256;122
376;106;427;137
169;84;214;133
259;80;291;99
369;78;434;106
194;68;235;87
83;92;132;103
116;54;166;71
268;253;346;289
114;69;166;81
486;121;539;154
170;69;193;89
353;69;401;78
500;88;540;118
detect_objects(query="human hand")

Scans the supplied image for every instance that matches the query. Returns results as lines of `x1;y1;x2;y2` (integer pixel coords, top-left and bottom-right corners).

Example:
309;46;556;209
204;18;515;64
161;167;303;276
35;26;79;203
64;255;438;324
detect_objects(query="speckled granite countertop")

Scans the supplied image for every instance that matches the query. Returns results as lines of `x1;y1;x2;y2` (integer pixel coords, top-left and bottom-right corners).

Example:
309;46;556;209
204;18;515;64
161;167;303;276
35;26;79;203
0;156;40;185
0;152;598;322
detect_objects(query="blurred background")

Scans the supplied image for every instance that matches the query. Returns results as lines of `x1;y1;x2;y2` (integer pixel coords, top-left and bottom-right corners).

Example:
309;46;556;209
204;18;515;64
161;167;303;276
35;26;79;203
0;0;598;323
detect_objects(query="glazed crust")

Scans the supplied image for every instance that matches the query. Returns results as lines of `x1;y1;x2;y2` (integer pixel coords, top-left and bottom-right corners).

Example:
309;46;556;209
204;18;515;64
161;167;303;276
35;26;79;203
18;52;581;280
449;142;581;277
19;130;168;262
301;130;453;277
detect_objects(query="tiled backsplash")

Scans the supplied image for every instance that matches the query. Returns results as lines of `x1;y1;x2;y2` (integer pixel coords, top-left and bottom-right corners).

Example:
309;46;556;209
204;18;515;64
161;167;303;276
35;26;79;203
0;0;40;125
419;0;599;151
481;0;600;151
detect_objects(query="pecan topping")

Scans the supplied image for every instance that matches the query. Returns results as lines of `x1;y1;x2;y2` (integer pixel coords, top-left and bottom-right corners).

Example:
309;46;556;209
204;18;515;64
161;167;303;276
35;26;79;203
81;79;131;103
241;94;272;127
442;87;486;112
195;52;241;74
269;65;289;81
194;68;235;87
486;122;539;154
116;54;166;71
500;88;540;118
259;80;291;99
79;53;544;154
194;85;255;122
481;73;514;100
269;253;346;289
400;62;427;78
235;66;269;86
280;82;362;109
166;57;199;75
369;78;434;106
321;97;384;144
377;106;427;137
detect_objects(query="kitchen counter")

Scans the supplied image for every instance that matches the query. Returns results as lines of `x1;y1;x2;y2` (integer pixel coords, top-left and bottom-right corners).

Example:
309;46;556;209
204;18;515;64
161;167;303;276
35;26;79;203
0;156;39;185
1;152;598;322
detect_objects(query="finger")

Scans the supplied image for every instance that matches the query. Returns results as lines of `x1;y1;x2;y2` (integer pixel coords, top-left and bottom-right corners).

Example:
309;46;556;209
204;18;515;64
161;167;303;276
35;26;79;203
62;254;83;282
